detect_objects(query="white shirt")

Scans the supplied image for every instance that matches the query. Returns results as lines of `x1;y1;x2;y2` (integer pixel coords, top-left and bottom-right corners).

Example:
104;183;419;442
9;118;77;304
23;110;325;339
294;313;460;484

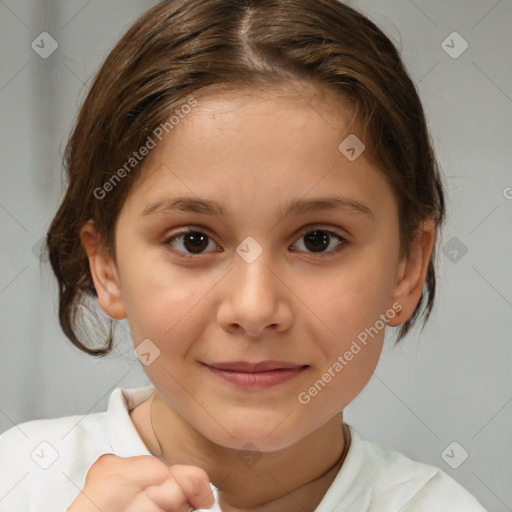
0;386;487;511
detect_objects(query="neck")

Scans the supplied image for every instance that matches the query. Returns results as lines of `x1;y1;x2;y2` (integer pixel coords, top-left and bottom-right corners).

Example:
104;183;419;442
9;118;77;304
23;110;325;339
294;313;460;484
149;392;350;512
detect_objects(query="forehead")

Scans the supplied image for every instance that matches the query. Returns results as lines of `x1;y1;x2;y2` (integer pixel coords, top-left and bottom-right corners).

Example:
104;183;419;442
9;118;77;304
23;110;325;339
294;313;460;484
139;84;358;182
120;85;396;226
186;82;357;135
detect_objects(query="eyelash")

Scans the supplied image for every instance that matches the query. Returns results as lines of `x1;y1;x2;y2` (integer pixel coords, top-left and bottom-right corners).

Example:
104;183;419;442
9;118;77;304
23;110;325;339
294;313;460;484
163;226;347;260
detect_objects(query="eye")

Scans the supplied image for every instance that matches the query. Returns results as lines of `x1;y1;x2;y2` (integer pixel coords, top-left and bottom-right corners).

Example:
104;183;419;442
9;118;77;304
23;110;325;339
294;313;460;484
164;227;347;259
290;228;346;258
164;229;220;257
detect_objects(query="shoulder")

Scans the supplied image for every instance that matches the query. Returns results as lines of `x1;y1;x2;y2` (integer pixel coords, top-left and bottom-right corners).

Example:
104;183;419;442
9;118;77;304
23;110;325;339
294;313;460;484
0;386;154;511
0;407;111;464
339;425;487;511
0;411;112;510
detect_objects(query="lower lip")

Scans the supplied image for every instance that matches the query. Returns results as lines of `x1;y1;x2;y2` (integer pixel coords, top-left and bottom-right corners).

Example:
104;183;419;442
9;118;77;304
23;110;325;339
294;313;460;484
204;365;308;389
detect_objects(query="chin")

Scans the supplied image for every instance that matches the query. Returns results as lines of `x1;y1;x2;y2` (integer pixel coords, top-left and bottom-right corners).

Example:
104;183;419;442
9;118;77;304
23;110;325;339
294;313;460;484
196;412;311;453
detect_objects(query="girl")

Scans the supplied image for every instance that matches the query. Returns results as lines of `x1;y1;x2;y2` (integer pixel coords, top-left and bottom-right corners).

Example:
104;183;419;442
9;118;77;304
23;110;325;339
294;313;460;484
0;0;488;510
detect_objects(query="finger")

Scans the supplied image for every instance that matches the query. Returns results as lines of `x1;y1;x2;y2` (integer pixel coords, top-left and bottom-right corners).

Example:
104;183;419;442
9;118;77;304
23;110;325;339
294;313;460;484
168;465;215;510
144;477;190;511
126;492;171;512
123;456;171;488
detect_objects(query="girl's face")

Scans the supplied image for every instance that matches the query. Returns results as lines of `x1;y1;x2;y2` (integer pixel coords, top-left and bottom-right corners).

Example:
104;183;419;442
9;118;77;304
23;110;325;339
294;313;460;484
86;85;431;452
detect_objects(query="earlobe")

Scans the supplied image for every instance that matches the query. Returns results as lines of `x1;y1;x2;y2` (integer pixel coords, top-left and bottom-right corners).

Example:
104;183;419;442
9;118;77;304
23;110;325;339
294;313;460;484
387;219;436;327
80;220;127;320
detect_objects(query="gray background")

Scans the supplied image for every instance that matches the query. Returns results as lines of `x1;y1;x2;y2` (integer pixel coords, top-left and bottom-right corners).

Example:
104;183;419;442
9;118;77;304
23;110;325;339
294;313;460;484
0;0;510;510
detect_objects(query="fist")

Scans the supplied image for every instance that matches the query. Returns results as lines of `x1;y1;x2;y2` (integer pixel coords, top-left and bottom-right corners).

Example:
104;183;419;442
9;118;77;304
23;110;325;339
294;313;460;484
67;454;215;512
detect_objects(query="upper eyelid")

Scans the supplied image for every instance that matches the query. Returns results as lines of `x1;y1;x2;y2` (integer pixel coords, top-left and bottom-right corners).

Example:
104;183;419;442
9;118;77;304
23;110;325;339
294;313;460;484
169;224;347;238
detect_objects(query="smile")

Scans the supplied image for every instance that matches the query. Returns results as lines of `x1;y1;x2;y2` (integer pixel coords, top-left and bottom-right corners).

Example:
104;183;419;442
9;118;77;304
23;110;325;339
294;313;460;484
202;361;309;389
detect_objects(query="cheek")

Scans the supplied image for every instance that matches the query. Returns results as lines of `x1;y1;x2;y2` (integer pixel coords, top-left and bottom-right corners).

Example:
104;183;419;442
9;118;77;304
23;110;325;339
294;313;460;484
311;258;396;337
296;247;396;387
120;254;213;347
297;277;387;416
301;342;383;420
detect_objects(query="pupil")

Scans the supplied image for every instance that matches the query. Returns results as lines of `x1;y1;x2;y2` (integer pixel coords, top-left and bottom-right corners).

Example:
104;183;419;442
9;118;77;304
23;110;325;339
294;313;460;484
185;232;208;253
305;231;329;252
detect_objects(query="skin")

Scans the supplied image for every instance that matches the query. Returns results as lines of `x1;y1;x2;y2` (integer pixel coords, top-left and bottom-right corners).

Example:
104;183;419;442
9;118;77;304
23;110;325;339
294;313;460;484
80;84;435;512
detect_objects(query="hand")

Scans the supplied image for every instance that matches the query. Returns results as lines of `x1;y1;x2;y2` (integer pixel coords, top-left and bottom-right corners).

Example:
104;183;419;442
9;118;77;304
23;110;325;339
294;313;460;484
66;454;215;511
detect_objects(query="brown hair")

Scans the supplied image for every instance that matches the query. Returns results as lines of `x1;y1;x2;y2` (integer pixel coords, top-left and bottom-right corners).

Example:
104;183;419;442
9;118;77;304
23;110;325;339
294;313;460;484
46;0;445;356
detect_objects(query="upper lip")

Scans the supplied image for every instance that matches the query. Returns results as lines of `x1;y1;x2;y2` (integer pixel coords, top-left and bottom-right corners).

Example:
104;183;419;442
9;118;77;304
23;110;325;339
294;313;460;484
204;361;308;372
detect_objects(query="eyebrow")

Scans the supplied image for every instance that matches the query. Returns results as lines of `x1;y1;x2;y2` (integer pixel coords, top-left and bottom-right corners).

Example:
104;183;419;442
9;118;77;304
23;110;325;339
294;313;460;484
141;195;374;219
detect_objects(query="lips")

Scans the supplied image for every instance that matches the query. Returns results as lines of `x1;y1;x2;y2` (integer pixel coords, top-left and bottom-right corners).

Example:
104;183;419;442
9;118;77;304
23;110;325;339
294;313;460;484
205;360;307;372
202;361;309;388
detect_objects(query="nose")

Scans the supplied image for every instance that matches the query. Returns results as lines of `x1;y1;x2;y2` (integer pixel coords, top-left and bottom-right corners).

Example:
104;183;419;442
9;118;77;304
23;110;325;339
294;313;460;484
216;247;293;338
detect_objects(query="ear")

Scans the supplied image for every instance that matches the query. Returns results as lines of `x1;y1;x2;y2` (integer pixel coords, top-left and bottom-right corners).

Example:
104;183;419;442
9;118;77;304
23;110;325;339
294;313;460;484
79;220;127;320
387;219;436;327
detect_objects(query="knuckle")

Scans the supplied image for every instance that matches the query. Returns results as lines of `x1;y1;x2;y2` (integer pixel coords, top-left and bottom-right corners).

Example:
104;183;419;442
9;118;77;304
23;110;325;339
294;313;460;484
94;453;116;467
123;455;170;487
171;464;208;481
168;464;210;497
